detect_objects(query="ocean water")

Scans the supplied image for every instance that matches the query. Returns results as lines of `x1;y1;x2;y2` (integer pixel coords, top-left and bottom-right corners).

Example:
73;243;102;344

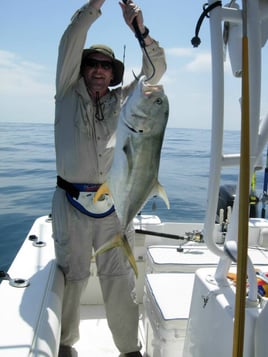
0;122;265;272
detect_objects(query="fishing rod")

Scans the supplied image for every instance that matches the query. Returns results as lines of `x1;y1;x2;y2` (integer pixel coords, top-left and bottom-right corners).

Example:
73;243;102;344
122;0;155;81
135;229;204;245
135;229;185;241
261;146;268;218
121;44;126;88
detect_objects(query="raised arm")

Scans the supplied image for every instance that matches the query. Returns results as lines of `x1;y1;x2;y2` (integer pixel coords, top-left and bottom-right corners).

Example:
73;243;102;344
56;1;106;98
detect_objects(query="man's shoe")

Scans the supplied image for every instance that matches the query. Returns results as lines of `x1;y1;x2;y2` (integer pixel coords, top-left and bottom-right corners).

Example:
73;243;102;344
58;344;76;357
124;352;143;357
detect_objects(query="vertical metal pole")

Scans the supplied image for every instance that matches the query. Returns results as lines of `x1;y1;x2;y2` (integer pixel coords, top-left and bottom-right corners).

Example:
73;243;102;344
232;0;250;356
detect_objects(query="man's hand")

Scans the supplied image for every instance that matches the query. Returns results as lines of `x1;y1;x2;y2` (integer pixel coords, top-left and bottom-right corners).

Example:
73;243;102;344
119;0;145;34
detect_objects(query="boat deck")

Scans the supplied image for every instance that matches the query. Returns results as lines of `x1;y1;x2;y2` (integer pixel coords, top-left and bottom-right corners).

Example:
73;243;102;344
2;216;268;356
74;305;145;357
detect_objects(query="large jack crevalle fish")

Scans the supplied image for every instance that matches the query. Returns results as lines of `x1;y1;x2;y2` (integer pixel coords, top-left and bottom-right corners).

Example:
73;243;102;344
94;76;169;277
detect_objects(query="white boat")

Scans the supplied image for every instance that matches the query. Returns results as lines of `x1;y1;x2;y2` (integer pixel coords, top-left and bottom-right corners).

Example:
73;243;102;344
1;0;268;356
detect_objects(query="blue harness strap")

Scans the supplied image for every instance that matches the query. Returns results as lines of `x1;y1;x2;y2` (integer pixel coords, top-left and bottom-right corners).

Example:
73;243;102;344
57;176;115;218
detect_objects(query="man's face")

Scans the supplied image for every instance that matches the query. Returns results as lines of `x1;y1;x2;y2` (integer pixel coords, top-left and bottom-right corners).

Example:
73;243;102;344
83;53;114;96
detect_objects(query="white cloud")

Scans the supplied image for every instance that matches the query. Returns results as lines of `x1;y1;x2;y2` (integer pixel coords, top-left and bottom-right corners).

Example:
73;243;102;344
0;50;54;96
165;47;194;57
0;50;54;123
165;46;212;74
185;52;211;72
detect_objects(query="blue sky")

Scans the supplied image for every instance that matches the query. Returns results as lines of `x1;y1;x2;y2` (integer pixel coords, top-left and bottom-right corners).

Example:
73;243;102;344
1;1;267;129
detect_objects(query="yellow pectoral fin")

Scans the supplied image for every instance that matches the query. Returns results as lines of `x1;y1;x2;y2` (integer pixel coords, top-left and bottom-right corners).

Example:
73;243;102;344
93;182;111;203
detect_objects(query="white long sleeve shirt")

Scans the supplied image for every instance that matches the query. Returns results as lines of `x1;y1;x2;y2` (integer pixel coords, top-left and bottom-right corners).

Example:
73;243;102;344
55;3;166;184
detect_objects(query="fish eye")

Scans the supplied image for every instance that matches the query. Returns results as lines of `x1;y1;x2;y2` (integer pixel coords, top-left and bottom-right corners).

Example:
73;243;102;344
155;98;163;105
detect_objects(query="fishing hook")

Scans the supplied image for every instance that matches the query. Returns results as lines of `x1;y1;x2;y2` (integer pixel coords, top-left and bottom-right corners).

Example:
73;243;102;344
122;0;155;82
131;46;156;83
143;46;156;82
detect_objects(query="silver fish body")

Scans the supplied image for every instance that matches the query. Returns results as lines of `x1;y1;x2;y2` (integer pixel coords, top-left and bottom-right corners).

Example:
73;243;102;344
95;76;169;276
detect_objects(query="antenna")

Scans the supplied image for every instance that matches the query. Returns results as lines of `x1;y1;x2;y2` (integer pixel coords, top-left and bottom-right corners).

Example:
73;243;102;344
121;44;126;87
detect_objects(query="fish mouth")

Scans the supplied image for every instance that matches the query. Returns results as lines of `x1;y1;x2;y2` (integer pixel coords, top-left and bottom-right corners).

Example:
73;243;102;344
124;121;144;133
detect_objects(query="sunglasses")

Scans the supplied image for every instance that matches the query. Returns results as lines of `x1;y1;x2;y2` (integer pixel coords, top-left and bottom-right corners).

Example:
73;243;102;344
85;59;113;71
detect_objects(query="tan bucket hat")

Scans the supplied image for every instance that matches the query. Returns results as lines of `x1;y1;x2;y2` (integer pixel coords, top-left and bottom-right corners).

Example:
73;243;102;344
81;44;124;86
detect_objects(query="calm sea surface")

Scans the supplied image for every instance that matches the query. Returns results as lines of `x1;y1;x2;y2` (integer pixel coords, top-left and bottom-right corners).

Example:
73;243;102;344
0;122;265;272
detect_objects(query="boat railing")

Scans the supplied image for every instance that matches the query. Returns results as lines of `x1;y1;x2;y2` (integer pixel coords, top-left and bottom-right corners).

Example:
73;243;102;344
202;0;268;294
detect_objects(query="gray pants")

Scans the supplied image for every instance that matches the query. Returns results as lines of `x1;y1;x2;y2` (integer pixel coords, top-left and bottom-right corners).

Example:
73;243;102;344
52;188;140;353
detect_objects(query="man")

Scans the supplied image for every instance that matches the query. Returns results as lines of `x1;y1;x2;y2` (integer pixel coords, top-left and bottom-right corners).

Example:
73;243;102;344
52;0;166;356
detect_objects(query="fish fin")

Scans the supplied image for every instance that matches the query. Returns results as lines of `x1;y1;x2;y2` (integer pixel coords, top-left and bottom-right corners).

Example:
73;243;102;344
93;182;110;203
94;233;138;278
155;182;170;209
121;235;138;278
123;137;133;174
94;233;122;255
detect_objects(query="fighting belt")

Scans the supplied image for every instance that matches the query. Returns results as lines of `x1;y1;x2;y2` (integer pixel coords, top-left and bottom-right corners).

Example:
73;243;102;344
57;176;115;218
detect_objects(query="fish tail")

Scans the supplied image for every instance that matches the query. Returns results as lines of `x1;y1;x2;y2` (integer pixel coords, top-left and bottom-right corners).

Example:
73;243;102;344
121;235;138;278
94;233;138;278
94;234;122;255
